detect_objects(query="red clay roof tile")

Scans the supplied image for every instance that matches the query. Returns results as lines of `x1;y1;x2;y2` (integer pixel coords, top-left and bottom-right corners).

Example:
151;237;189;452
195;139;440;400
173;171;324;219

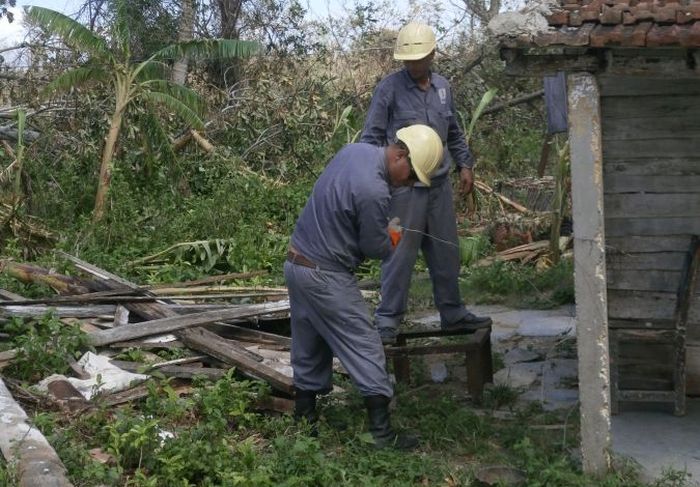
506;0;700;47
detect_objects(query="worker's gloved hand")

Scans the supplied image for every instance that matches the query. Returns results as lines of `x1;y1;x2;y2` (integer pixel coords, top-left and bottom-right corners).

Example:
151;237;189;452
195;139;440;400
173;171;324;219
388;217;402;249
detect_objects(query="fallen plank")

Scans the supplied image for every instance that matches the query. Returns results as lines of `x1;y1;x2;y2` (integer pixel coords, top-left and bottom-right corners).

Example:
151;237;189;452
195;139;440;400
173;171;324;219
0;348;18;369
147;270;268;289
209;322;292;348
1;304;116;318
110;339;184;350
256;395;294;414
0;378;73;487
88;302;289;346
151;285;287;295
110;360;228;380
58;254;295;394
0;349;18;361
177;326;295;394
0;288;25;301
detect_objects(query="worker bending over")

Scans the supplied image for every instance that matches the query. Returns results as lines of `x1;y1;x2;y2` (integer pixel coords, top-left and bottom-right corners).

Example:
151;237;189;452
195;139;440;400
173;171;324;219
285;124;442;449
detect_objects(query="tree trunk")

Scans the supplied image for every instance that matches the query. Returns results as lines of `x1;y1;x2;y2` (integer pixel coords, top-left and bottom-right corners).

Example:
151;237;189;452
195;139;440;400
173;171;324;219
93;90;127;223
212;0;243;86
172;0;195;85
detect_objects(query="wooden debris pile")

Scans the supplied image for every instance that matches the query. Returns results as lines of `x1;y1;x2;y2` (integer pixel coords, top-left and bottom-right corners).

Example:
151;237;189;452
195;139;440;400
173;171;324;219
0;253;299;413
467;176;572;269
476;236;573;269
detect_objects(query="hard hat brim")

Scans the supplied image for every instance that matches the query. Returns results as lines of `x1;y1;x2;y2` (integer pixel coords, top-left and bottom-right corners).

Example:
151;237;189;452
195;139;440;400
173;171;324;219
394;49;435;61
412;165;432;186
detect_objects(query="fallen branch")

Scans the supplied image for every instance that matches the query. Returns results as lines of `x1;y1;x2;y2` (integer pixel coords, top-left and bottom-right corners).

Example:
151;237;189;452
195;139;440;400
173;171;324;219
1;260;91;295
482;90;544;116
191;130;215;153
474;180;528;214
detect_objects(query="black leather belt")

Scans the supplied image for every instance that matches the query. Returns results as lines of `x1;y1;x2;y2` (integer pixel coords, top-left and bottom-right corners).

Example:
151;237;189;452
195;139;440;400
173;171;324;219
287;250;317;269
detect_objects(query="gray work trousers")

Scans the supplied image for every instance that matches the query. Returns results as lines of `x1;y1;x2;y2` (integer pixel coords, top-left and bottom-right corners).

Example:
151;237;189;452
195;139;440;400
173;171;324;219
375;182;469;331
284;261;393;398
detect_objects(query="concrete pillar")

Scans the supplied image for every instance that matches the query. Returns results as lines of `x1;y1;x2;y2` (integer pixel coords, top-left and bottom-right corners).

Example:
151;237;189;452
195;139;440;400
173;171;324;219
0;379;73;487
567;72;611;476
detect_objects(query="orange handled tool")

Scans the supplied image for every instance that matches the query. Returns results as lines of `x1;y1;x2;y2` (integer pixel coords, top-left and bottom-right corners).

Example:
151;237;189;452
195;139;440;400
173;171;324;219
388;217;402;248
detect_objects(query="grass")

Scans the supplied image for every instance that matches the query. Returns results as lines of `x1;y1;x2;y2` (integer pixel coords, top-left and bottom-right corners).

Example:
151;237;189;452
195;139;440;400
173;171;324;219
1;372;684;487
406;257;574;314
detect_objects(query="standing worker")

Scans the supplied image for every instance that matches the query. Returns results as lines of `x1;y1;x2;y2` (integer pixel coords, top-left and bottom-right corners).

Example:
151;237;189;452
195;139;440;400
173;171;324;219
360;22;492;345
286;124;442;449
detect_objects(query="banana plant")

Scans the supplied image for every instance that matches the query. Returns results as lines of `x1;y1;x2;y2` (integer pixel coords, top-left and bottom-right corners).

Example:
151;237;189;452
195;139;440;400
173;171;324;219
466;88;497;143
25;2;259;222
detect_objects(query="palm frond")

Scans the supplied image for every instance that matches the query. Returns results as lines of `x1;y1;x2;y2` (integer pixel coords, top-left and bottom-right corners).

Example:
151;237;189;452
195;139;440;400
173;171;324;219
141;80;206;115
43;66;110;95
113;0;131;58
24;6;111;60
137;110;176;166
151;39;260;62
134;60;170;82
139;91;204;130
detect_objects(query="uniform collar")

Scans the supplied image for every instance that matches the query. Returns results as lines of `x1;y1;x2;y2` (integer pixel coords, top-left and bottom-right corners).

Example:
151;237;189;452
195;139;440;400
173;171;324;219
401;68;435;90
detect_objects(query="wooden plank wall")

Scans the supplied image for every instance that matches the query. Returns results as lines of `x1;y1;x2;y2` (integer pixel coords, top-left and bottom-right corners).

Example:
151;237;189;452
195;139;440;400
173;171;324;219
599;76;700;395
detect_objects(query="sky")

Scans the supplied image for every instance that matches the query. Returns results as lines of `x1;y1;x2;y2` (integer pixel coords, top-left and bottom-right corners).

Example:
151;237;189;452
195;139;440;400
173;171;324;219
0;0;471;55
0;0;351;49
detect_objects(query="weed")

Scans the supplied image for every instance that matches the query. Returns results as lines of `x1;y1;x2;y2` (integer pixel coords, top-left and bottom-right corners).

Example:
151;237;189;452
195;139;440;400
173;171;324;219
461;259;574;309
483;383;521;411
3;313;89;382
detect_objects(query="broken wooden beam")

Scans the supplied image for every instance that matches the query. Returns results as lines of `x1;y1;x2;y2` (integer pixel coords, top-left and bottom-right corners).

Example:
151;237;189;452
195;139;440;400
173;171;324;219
57;253;295;394
177;326;294;394
0;304;116;318
110;360;228;380
147;270;268;289
88;302;289;346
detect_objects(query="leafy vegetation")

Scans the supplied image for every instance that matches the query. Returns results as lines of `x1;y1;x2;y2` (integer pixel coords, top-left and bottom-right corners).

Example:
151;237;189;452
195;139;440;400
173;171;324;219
0;0;612;485
25;1;258;221
2;313;89;382
8;372;686;486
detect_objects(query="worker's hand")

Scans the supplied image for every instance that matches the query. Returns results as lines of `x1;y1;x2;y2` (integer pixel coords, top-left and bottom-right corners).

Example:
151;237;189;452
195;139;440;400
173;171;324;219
459;167;475;195
388;217;402;249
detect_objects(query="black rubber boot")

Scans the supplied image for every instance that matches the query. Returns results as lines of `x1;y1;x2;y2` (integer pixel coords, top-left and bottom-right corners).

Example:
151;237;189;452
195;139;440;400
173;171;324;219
294;389;319;436
364;395;419;450
441;312;492;333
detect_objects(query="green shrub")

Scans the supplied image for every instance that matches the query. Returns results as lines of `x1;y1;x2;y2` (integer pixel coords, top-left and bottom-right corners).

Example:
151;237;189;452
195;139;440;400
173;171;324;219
3;313;88;382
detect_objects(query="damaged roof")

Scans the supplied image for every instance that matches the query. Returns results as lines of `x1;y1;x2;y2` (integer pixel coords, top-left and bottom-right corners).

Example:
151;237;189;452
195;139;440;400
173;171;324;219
500;0;700;48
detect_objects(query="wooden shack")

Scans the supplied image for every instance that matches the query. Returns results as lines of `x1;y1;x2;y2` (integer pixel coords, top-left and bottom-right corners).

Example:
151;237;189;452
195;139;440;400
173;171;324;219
492;0;700;474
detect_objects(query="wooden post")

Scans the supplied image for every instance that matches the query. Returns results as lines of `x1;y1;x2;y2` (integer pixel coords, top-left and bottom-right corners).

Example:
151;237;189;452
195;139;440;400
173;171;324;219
567;72;611;476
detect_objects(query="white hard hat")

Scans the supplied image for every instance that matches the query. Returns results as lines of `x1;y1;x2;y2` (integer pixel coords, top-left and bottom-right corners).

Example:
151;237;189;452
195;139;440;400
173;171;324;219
396;124;443;186
394;22;436;61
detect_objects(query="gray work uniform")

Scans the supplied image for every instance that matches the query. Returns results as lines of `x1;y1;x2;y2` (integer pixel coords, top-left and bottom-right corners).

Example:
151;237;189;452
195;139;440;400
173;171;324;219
285;143;394;398
360;68;474;330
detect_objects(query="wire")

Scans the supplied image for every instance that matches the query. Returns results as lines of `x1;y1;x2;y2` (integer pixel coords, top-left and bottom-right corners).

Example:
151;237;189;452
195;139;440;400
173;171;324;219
399;226;460;248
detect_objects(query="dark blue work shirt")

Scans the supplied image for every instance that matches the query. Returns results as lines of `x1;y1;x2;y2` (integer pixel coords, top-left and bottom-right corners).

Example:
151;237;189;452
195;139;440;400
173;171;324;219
360;69;474;185
291;143;394;273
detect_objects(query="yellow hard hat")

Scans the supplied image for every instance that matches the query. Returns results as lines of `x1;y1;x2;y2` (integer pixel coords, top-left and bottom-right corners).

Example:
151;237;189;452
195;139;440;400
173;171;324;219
396;124;443;186
394;22;436;61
